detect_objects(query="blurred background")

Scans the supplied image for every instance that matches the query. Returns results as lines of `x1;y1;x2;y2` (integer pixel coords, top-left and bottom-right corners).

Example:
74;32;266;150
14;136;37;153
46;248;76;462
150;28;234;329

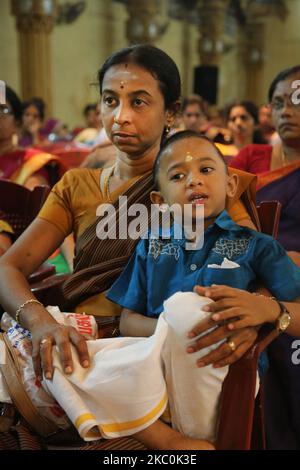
1;0;299;127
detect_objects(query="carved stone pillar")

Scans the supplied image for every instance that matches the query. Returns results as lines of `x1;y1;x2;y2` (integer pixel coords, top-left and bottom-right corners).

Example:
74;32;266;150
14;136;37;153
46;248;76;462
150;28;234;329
11;0;57;113
196;0;230;66
126;0;160;45
241;22;265;102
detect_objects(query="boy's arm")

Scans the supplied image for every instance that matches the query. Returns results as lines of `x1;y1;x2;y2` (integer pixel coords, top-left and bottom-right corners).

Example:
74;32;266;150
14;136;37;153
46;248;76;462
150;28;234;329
120;308;158;337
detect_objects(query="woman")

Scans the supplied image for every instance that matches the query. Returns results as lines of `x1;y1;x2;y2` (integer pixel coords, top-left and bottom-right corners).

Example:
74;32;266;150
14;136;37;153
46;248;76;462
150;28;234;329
19;97;49;147
0;86;69;270
230;66;300;259
0;87;64;188
217;101;266;159
0;46;259;438
231;66;300;449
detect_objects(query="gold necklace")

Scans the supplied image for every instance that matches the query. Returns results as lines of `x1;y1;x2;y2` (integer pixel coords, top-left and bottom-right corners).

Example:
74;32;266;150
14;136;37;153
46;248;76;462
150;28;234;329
103;165;116;203
281;148;287;167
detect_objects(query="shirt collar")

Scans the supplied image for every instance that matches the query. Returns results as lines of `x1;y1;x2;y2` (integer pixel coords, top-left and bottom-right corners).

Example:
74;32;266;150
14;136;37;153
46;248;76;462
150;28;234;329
151;210;243;245
212;210;243;232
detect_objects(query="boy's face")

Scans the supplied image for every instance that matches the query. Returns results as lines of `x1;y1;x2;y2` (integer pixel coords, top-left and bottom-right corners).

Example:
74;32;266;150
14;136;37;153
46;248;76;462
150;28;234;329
151;137;237;227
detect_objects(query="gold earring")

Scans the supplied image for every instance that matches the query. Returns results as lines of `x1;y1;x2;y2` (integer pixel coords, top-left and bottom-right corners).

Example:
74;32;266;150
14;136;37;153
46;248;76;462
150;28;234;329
165;125;171;134
113;117;118;124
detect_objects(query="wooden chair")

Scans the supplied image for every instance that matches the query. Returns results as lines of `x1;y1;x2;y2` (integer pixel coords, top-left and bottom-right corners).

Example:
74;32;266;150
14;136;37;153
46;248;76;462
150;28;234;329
0;179;55;283
31;200;282;450
256;200;282;238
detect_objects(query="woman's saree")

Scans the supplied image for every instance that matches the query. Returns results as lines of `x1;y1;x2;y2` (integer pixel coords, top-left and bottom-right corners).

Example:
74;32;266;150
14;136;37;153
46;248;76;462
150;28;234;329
257;161;300;252
257;161;300;449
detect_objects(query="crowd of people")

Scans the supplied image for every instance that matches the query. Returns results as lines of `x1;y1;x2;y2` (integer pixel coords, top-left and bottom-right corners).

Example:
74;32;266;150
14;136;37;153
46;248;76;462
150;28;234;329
0;45;300;451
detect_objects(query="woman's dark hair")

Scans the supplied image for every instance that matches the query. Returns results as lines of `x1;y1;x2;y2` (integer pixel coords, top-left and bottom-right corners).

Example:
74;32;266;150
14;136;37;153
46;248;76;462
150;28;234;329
226;100;267;144
153;130;228;189
98;44;181;110
22;97;45;121
181;94;207;116
5;85;23;122
268;65;300;102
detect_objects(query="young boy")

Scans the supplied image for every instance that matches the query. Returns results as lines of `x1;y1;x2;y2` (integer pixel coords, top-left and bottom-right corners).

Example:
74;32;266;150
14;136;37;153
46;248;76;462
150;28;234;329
106;130;300;449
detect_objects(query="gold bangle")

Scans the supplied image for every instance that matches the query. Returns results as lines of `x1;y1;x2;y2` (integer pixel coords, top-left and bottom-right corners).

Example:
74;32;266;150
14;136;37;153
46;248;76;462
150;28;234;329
15;299;43;325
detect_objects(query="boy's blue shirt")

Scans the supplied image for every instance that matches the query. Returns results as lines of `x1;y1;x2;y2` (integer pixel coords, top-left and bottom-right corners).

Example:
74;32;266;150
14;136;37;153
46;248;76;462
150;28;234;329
107;210;300;317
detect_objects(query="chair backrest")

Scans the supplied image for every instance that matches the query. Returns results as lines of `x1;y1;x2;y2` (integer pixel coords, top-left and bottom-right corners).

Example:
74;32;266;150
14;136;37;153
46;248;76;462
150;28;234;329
216;199;282;450
256;200;282;238
0;179;50;239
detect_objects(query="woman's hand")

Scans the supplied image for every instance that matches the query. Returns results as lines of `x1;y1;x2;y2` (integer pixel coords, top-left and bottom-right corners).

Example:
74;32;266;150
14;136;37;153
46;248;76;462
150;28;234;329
30;318;90;380
186;284;277;368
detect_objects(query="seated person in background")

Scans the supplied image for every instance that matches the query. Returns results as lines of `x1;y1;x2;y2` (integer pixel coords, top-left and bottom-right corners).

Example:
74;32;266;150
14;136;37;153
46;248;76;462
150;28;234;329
0;84;72;272
106;130;300;450
0;85;65;189
181;94;209;133
216;101;266;160
230;66;300;264
19;97;49;147
74;103;102;145
230;66;300;448
258;104;279;145
80;142;116;169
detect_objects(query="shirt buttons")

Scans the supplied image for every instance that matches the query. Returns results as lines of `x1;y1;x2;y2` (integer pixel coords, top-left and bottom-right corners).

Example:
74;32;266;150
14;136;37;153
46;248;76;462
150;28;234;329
190;264;197;271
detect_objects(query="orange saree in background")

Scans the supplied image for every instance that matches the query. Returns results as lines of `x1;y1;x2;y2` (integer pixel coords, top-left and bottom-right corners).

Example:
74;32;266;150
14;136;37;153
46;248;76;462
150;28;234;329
0;148;65;186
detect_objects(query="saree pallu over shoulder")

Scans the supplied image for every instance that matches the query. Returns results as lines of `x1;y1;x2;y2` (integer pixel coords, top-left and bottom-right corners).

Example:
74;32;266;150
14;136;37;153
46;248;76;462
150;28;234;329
256;161;300;252
12;150;66;186
62;172;154;308
228;168;259;229
257;159;300;191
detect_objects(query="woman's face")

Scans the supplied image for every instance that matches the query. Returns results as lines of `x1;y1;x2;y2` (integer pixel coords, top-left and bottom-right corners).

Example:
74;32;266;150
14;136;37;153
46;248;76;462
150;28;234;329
86;104;102;129
182;103;207;132
270;74;300;144
100;63;172;158
22;104;42;132
0;100;16;143
228;105;255;142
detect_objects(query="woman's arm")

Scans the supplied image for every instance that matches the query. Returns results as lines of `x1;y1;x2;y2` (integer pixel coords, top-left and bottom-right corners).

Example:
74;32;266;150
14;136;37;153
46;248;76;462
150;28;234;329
120;308;157;337
187;284;300;368
0;218;90;378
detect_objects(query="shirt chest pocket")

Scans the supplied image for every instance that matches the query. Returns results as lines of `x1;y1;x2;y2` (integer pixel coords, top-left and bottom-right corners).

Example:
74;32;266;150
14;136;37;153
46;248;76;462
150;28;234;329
201;265;247;289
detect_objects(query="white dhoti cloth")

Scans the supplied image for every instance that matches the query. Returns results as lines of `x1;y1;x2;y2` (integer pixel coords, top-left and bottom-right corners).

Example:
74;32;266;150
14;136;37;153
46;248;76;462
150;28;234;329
43;292;231;441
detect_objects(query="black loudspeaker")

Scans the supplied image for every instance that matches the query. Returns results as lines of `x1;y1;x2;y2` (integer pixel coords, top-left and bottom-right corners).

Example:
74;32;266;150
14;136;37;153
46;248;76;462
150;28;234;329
193;65;219;105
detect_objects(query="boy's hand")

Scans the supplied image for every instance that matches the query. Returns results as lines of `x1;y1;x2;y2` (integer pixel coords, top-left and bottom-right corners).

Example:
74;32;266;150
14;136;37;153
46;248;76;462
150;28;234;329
193;284;280;329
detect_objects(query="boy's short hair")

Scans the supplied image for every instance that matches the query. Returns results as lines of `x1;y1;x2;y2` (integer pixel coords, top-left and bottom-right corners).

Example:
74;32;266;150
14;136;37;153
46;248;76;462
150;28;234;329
153;130;228;190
